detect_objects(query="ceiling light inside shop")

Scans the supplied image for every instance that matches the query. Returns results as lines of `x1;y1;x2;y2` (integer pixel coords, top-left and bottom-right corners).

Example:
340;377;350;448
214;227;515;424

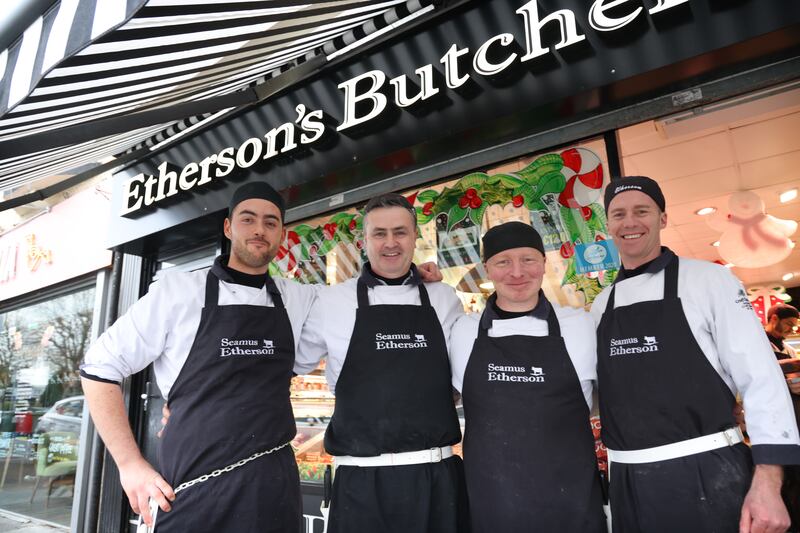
695;207;717;216
780;188;798;203
724;263;735;268
783;273;795;282
479;281;495;290
711;241;720;247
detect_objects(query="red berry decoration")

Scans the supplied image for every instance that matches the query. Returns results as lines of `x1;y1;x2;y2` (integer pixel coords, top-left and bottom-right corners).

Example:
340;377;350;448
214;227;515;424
355;239;364;250
349;219;357;231
422;202;434;215
595;234;605;242
309;244;319;257
560;242;575;259
581;206;592;221
458;197;470;209
470;196;482;209
465;188;477;199
512;195;524;208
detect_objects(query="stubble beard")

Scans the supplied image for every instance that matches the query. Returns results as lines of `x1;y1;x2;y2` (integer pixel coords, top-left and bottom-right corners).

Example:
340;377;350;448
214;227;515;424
232;239;277;269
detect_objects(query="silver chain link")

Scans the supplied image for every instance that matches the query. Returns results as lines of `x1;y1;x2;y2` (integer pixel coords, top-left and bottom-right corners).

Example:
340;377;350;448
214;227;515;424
173;440;292;494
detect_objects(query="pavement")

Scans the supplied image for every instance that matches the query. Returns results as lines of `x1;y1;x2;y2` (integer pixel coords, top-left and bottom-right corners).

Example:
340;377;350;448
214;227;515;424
0;512;66;533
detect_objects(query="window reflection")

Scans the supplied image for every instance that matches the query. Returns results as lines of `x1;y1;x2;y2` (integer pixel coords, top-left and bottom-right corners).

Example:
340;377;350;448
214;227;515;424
0;288;94;525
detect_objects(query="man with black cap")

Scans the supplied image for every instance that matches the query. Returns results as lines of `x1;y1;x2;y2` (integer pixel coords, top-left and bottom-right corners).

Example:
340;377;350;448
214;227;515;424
295;192;467;533
765;303;800;530
81;181;316;532
591;175;800;532
449;221;606;532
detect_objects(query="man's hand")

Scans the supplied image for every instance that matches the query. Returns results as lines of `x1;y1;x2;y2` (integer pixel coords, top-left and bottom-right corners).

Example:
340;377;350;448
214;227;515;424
739;464;790;533
787;378;800;396
118;456;175;526
418;261;443;282
157;403;171;439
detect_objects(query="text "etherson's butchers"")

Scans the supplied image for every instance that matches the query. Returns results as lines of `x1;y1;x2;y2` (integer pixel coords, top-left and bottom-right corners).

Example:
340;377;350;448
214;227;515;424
121;0;689;216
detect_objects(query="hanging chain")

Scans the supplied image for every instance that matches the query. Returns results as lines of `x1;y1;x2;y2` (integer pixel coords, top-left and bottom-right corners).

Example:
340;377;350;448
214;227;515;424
174;440;292;494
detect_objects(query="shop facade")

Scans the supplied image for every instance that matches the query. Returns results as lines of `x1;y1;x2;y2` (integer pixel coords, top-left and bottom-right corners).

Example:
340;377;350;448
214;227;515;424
96;1;800;531
0;184;113;529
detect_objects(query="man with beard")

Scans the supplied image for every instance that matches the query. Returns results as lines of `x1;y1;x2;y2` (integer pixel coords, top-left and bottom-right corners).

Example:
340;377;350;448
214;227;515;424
81;182;316;532
449;221;606;532
295;193;468;533
591;176;800;533
765;303;800;530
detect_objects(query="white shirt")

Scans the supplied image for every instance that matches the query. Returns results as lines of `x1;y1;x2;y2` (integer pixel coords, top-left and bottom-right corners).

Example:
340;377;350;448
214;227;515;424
81;264;317;399
590;254;800;462
295;276;464;394
449;302;597;409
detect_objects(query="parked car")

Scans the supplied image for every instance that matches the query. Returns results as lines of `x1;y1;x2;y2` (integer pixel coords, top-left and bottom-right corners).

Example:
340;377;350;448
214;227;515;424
34;396;84;436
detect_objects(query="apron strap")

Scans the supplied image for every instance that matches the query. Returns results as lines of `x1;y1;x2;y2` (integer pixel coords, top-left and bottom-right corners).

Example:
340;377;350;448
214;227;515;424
356;278;432;308
663;255;680;300
204;271;220;309
546;304;561;337
264;276;286;309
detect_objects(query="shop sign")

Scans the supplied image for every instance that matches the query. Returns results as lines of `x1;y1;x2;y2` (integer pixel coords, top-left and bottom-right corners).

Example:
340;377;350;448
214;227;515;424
120;0;690;217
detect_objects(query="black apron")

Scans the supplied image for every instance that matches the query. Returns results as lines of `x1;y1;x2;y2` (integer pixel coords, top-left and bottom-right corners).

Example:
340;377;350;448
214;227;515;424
325;279;468;533
597;255;752;533
773;349;800;532
156;267;301;533
462;299;606;533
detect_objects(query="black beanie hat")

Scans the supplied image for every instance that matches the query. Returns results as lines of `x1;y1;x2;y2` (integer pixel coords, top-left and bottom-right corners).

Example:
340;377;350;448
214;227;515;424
483;222;545;262
229;181;286;221
604;176;666;212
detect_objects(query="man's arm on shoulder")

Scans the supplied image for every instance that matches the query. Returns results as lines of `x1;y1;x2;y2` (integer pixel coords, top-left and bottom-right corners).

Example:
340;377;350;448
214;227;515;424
449;313;478;394
81;378;174;526
430;282;465;352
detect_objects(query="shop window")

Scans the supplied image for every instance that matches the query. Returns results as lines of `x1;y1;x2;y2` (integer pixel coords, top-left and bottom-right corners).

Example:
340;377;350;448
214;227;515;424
274;139;617;482
0;287;95;525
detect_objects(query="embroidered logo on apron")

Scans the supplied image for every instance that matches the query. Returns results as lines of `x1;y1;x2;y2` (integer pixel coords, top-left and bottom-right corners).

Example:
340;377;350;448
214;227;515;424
608;335;660;356
487;363;546;383
374;332;428;350
219;337;276;357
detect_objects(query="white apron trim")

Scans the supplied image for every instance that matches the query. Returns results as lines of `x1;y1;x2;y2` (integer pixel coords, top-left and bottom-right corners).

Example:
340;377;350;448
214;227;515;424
607;427;743;465
334;446;454;467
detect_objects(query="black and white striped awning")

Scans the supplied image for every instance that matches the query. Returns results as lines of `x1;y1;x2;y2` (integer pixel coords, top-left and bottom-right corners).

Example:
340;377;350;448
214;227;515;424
0;0;440;207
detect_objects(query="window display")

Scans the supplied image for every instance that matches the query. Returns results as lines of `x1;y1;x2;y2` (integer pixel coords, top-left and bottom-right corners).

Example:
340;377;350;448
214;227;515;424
0;287;94;525
275;139;616;482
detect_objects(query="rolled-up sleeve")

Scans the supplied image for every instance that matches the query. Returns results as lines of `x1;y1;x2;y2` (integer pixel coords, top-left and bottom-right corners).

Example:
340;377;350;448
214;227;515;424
80;279;172;384
708;267;800;464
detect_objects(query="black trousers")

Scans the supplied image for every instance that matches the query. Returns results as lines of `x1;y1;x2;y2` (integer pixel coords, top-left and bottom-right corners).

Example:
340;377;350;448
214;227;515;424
610;444;752;533
329;455;470;533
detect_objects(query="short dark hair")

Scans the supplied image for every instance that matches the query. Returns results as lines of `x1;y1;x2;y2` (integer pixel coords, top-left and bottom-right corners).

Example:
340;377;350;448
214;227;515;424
768;304;800;321
364;193;417;227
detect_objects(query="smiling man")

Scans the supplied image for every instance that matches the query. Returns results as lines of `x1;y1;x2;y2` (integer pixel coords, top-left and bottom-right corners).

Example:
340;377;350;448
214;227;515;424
296;193;467;533
449;221;606;532
591;176;800;533
81;182;316;532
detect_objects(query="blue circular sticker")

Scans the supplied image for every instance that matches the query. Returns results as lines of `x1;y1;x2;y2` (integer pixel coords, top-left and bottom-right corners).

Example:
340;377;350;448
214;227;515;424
583;243;608;265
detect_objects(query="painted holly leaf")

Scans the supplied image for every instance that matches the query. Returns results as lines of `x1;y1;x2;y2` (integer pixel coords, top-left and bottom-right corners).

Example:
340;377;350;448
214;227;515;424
417;190;439;204
534;171;566;197
528;199;546;211
560;205;593;245
330;212;352;225
518;154;563;182
447;204;469;232
601;268;618;287
585;202;608;234
561;257;580;286
317;238;336;256
489;172;525;189
573;276;605;304
416;209;435;226
293;224;315;238
458;172;488;190
469;203;488;226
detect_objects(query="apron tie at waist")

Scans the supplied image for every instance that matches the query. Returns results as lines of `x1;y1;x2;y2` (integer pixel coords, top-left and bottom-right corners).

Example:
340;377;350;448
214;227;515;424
334;446;453;468
607;427;743;465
